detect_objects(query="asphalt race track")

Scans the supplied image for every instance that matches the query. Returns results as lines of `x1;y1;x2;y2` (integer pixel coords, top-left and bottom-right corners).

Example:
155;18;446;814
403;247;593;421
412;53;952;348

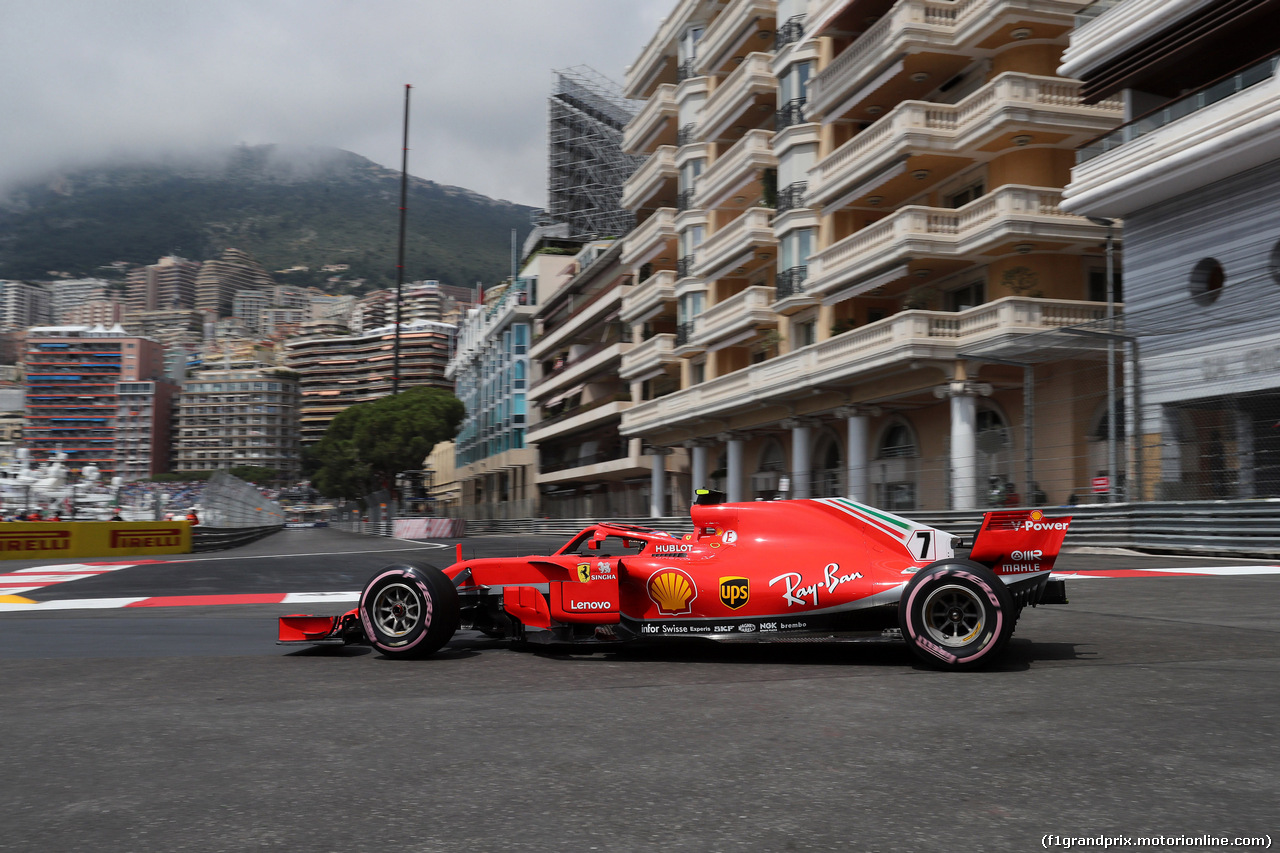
0;527;1276;852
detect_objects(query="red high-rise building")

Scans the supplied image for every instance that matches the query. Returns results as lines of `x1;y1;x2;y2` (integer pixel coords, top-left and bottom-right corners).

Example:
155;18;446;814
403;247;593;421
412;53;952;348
24;326;176;480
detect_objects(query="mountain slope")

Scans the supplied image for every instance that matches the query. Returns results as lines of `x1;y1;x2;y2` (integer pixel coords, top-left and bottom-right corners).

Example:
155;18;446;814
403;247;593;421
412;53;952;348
0;145;535;291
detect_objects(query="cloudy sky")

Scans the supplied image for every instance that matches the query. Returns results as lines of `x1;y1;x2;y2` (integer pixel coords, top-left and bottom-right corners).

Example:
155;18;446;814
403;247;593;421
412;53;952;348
1;0;671;207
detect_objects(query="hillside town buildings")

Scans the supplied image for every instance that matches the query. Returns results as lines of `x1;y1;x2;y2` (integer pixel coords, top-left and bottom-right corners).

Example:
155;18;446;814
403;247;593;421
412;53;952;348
23;325;174;479
172;365;301;477
285;319;456;444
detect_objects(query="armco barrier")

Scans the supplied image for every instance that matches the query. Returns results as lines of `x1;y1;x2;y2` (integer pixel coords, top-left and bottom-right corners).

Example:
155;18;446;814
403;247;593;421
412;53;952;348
0;521;191;560
331;500;1280;557
191;525;282;553
393;518;466;539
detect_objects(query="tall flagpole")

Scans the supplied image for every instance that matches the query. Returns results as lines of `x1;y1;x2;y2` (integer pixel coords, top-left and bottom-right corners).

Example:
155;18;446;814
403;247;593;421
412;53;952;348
393;83;411;396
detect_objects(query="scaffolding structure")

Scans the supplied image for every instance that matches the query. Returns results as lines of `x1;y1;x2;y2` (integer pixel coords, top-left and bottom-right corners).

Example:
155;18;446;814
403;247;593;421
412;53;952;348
546;66;642;240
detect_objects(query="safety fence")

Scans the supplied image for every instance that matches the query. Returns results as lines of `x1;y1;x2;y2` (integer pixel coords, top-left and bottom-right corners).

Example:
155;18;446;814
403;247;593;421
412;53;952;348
329;517;466;539
200;471;287;528
450;500;1280;558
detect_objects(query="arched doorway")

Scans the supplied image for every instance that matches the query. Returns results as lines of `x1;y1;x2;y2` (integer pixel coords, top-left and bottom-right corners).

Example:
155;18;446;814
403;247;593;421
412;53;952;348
975;405;1015;506
751;438;786;499
813;429;843;497
1088;400;1127;500
874;419;918;511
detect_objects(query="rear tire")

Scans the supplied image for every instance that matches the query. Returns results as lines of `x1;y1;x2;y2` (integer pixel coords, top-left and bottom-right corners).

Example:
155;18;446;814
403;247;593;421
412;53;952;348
359;564;460;659
899;559;1015;671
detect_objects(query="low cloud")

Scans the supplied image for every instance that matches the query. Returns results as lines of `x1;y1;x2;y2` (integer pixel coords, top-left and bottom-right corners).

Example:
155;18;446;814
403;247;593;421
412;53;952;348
1;0;669;205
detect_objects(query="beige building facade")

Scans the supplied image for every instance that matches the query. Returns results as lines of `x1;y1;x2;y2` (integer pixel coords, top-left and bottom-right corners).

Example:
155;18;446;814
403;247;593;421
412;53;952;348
618;0;1127;511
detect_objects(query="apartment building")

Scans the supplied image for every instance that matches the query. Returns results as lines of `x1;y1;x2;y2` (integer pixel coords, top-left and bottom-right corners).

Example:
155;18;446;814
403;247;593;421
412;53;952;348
125;256;200;313
1060;0;1280;499
448;251;577;518
172;365;301;477
0;280;53;328
23;326;173;479
285;319;455;444
194;248;275;317
47;278;111;322
527;240;681;517
617;0;1127;511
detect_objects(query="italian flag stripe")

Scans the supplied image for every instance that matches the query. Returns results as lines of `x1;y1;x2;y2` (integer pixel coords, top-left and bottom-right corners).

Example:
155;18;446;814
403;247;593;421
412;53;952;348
830;498;911;531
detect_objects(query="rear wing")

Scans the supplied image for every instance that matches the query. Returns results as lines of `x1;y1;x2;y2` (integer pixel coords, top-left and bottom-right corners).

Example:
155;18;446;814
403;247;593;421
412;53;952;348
967;510;1072;575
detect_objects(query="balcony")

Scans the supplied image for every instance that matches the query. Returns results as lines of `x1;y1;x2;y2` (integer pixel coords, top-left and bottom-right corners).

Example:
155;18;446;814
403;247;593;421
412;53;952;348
694;207;776;280
624;0;703;99
674;320;703;355
775;98;807;131
1065;54;1280;215
693;285;777;348
621;269;677;324
527;400;635;445
623;84;678;155
696;0;775;76
806;0;1081;122
620;333;680;381
537;443;648;485
693;129;777;210
530;286;630;360
620;296;1111;436
528;341;633;402
621;208;677;267
809;73;1123;211
621;145;678;211
699;52;776;142
776;181;808;214
806;186;1105;299
773;265;813;314
774;14;805;50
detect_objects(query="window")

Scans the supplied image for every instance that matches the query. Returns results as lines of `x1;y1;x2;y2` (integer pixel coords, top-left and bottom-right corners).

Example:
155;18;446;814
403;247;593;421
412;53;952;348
680;158;704;193
947;181;984;208
691;360;706;385
680;225;704;257
679;25;704;64
678;291;705;324
1190;258;1225;305
947;281;984;312
779;61;811;103
779;229;813;272
1088;268;1123;304
795;319;816;348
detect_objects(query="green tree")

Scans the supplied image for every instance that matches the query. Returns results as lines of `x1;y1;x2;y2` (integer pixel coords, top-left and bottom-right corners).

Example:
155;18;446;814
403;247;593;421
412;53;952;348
309;387;463;498
229;466;280;484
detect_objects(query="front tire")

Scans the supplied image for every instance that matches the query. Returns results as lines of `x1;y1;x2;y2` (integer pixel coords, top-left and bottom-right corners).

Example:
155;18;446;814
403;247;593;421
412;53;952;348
359;564;460;659
899;559;1015;671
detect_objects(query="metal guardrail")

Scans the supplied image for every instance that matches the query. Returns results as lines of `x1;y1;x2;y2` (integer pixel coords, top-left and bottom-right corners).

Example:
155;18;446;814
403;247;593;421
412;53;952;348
907;499;1280;557
191;525;282;552
325;499;1280;558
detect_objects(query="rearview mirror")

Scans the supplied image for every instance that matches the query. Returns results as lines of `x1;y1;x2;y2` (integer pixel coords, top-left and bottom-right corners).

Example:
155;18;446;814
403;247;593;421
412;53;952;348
587;539;599;550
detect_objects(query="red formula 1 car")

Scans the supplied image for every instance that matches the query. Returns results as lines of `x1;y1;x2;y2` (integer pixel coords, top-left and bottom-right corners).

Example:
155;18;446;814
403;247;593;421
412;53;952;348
280;492;1076;670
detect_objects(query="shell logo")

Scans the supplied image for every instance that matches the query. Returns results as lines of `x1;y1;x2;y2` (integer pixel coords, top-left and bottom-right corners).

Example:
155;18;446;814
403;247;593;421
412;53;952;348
1029;510;1044;522
647;567;698;615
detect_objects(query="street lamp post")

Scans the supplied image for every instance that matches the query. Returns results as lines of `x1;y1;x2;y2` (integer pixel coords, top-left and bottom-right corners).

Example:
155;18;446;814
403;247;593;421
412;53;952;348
1088;216;1119;502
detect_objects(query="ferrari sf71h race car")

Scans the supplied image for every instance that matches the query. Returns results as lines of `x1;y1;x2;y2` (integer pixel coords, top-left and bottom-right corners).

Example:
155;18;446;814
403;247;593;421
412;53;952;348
280;493;1076;671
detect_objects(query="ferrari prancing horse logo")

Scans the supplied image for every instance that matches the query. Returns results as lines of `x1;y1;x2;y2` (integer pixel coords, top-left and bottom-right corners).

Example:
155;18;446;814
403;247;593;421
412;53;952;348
576;563;592;583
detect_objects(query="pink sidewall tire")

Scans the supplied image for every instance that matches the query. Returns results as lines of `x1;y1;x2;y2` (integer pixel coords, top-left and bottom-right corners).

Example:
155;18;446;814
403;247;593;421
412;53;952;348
899;559;1015;671
359;564;460;659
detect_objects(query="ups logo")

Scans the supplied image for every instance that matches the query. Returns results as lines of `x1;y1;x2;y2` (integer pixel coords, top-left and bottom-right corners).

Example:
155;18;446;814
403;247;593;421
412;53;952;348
719;576;749;610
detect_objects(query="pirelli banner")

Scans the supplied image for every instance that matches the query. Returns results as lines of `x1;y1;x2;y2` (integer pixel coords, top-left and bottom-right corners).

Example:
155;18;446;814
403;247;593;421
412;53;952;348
0;522;192;560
